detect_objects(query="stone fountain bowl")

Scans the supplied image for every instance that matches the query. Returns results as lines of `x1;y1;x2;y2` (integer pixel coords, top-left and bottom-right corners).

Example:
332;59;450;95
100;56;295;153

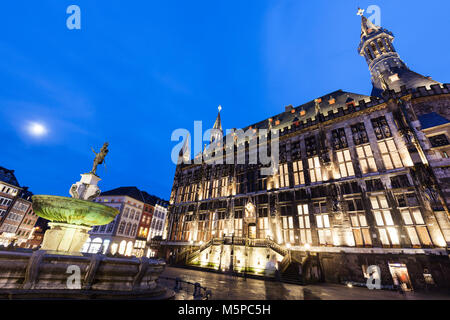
32;195;119;227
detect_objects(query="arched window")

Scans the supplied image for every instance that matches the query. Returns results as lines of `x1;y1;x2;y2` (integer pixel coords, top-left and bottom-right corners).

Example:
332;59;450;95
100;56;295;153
118;240;127;255
110;242;118;255
130;209;135;220
125;241;133;256
102;239;110;254
123;207;129;218
370;42;378;57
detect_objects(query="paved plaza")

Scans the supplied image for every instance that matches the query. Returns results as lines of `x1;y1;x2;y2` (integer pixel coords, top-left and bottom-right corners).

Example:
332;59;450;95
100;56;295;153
160;267;450;300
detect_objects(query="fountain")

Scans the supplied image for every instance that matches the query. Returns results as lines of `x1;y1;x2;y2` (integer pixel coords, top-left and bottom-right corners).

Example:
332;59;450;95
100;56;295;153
0;143;172;299
33;142;118;255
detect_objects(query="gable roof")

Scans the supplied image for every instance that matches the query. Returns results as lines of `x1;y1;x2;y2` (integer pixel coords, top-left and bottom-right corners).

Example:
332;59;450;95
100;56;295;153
0;166;20;187
418;112;449;130
100;186;168;206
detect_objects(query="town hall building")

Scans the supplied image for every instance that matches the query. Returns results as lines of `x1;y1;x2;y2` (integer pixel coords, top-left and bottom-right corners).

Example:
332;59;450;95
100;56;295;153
162;12;450;290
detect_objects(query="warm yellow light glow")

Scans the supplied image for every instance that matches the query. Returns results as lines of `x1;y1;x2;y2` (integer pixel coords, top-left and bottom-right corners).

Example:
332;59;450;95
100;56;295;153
304;243;311;250
286;243;291;249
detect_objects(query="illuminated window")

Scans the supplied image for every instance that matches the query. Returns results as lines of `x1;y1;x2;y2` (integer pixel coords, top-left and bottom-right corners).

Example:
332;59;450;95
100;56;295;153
281;206;295;244
257;208;269;238
293;160;305;186
314;202;332;245
297;204;312;245
220;177;228;197
336;149;355;178
202;181;211;200
308;156;322;183
378;139;404;170
347;198;371;247
370;195;399;246
211;179;219;198
356;145;377;174
278;163;289;188
397;192;432;247
234;210;243;237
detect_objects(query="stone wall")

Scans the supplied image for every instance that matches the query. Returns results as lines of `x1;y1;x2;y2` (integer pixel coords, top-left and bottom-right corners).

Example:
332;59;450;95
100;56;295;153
0;250;169;299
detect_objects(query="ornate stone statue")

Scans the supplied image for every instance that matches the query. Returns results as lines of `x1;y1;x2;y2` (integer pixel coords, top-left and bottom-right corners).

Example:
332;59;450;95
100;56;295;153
91;142;109;176
69;142;109;201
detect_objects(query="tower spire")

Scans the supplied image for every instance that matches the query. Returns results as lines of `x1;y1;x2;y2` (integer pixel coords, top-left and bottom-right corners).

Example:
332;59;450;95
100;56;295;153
210;105;223;144
357;9;441;97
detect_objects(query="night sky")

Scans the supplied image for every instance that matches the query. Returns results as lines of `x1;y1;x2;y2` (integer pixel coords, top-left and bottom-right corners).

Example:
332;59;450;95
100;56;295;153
0;1;449;200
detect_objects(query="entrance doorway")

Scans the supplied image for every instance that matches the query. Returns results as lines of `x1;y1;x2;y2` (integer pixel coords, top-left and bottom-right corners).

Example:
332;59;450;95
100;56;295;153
248;224;256;239
388;263;413;291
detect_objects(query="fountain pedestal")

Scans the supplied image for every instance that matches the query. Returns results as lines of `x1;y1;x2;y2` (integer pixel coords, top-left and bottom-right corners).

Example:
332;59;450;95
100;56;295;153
40;222;91;255
70;173;101;201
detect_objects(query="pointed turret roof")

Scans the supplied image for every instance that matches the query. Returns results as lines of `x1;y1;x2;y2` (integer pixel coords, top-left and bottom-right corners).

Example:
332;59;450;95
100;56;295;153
213;105;222;131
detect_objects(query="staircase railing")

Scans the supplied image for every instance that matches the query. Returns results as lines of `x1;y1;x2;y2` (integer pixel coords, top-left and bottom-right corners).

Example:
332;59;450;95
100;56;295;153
264;239;288;256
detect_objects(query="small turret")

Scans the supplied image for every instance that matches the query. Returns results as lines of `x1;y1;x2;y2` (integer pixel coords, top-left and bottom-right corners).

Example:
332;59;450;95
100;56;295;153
357;8;441;97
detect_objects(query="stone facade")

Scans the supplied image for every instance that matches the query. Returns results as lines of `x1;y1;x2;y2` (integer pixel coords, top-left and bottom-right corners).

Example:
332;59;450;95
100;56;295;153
162;16;450;290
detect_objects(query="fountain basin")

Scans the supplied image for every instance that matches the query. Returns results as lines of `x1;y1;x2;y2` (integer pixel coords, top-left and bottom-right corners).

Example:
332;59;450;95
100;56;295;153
32;195;119;226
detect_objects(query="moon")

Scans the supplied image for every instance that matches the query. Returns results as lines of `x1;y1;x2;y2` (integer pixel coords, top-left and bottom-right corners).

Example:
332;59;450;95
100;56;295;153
28;122;48;137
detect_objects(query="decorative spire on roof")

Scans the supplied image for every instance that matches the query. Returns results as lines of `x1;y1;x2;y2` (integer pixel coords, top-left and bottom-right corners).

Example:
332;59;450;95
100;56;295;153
357;7;379;37
210;105;223;144
178;132;191;164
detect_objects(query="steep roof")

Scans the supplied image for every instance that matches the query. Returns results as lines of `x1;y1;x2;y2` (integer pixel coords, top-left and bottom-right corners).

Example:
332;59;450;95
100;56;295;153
0;166;20;187
199;90;373;156
100;186;145;203
418;112;450;130
100;186;168;206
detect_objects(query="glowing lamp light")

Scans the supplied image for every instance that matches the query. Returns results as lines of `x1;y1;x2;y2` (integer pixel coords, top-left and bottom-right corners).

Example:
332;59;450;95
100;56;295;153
286;243;291;249
304;243;311;250
28;122;48;137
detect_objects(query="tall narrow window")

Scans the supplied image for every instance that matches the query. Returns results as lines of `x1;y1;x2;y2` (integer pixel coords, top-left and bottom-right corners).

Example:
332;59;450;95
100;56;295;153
370;194;399;246
378;139;404;170
356;145;377;174
347;198;372;247
297;204;312;245
278;163;289;188
234;210;243;237
396;192;433;247
293;160;305;186
336;149;355;178
314;202;332;245
257;207;269;239
280;205;295;244
308;156;322;183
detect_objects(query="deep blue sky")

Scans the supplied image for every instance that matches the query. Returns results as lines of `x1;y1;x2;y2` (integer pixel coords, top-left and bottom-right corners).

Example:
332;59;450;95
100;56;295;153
1;1;449;200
